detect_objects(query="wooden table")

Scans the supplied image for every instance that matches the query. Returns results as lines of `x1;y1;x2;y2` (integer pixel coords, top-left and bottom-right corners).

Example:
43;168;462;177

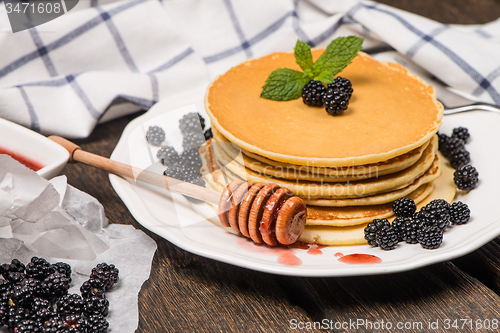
61;1;500;332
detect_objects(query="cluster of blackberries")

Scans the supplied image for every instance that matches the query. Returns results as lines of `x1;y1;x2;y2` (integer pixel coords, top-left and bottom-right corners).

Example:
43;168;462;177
301;77;353;115
438;127;479;191
0;257;118;332
364;197;470;250
147;113;212;187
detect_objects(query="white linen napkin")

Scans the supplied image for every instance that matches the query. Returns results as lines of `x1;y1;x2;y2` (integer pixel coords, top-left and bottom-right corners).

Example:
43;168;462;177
0;0;499;138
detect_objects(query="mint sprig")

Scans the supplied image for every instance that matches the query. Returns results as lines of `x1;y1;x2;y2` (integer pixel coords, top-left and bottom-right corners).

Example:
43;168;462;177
259;68;311;101
260;36;364;101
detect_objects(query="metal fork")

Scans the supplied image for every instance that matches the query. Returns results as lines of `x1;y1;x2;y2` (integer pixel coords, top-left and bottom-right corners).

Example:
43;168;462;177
442;101;500;115
393;55;500;115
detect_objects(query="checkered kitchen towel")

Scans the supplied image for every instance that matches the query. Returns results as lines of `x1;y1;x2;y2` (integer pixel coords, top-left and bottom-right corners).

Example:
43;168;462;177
1;0;499;138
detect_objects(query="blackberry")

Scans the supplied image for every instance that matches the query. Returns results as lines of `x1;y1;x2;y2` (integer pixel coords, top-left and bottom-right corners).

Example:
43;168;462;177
417;225;443;249
86;313;109;333
364;219;390;246
56;293;86;315
418;199;451;230
26;257;54;281
146;126;165;146
451;127;470;143
84;296;109;317
179;149;202;169
392;197;417;218
402;218;424;244
63;314;87;332
204;128;213;141
437;133;450;154
157;145;180;167
44;272;71;300
11;284;35;307
7;306;29;330
182;132;205;151
454;165;479;191
5;271;26;284
1;259;25;281
441;137;465;158
50;262;72;280
448;149;470;170
449;201;470;225
163;166;185;181
30;297;55;323
19;277;48;299
89;263;119;292
376;226;399;250
323;88;350;115
14;318;42;333
301;80;325;107
3;259;25;273
80;279;105;300
179;112;205;135
392;217;411;242
327;76;353;98
44;317;68;332
31;297;50;311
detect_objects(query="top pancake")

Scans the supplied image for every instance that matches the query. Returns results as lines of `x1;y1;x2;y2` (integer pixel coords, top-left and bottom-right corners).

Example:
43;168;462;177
205;51;443;167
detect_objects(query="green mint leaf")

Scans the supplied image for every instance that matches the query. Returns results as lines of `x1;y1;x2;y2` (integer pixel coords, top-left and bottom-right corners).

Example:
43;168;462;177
313;68;338;84
294;40;313;72
260;68;310;101
312;36;364;83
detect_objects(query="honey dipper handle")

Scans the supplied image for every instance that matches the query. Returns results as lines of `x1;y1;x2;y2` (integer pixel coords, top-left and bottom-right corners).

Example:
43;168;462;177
49;136;221;205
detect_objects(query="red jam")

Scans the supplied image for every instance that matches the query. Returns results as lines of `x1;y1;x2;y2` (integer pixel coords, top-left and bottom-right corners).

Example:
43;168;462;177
276;250;302;266
307;248;323;255
337;253;382;264
0;147;43;171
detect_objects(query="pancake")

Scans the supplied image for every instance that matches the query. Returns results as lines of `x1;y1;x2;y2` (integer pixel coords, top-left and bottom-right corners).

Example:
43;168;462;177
305;183;433;226
212;127;430;181
205;51;443;167
211;135;439;199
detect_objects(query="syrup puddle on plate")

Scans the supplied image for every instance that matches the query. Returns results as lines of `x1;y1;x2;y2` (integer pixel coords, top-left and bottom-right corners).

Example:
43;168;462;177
237;239;381;267
236;239;306;266
336;253;382;265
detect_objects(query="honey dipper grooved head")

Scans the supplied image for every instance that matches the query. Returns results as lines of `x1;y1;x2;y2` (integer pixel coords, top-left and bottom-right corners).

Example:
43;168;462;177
218;181;307;246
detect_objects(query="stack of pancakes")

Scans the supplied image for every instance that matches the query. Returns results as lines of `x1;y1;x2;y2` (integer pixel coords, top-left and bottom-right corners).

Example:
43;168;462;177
202;50;455;246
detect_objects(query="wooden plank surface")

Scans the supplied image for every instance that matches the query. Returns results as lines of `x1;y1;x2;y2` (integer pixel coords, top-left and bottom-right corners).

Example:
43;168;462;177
60;2;500;332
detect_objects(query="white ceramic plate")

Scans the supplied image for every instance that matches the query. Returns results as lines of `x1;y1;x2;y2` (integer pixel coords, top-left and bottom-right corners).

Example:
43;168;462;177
109;99;500;277
0;118;69;179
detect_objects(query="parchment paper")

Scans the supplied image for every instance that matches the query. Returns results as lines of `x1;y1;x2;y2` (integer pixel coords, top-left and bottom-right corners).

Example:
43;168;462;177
0;155;157;332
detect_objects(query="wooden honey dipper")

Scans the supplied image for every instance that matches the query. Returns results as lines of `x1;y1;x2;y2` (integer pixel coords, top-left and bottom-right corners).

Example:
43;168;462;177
49;136;307;246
